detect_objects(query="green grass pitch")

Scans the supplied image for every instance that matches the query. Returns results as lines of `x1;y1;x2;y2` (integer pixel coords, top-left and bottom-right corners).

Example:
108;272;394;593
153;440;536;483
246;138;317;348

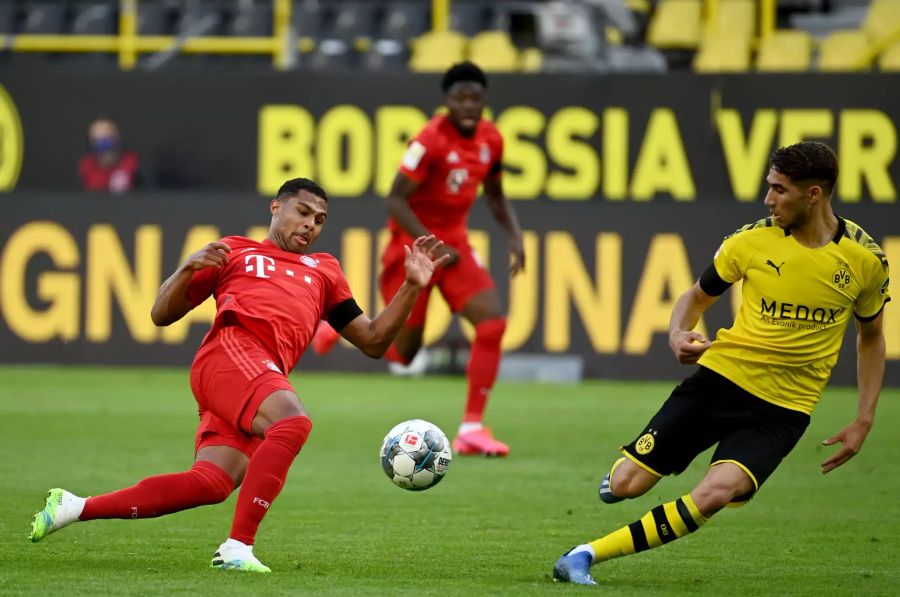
1;365;898;595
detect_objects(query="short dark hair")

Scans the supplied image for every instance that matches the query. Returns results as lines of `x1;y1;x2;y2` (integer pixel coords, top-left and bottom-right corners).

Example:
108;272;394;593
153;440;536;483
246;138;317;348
442;61;487;93
769;141;839;195
275;177;328;202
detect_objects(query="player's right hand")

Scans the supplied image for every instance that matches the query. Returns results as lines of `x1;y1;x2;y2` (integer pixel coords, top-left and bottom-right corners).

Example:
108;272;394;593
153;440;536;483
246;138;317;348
183;241;231;271
669;330;711;364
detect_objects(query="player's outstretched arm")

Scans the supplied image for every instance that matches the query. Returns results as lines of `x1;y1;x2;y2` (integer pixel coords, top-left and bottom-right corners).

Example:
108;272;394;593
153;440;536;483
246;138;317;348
151;241;231;326
668;282;717;364
483;175;525;276
339;235;449;358
821;313;885;474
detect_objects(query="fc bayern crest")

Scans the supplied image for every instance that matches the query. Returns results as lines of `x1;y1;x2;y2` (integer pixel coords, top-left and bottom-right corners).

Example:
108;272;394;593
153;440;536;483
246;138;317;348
299;255;318;268
479;144;490;164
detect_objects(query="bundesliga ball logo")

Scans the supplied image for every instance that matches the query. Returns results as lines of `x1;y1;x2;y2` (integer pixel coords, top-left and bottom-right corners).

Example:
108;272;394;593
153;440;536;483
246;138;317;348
380;420;452;491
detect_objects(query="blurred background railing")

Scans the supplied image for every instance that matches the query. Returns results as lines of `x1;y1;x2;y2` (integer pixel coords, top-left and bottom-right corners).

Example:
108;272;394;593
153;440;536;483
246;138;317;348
0;0;898;73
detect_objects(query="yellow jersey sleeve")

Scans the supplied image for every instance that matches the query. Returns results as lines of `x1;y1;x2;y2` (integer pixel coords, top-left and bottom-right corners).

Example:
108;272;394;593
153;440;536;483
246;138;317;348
855;254;890;321
712;219;766;284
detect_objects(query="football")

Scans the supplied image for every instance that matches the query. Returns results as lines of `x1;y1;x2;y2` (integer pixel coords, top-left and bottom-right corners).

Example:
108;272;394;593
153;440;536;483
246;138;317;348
380;419;452;491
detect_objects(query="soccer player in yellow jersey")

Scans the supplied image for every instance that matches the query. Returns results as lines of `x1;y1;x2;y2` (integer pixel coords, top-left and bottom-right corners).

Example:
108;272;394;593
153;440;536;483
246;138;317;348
553;141;891;585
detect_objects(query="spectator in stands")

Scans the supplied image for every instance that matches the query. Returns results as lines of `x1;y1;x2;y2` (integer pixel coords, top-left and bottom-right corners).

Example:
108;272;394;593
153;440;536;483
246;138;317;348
78;118;140;192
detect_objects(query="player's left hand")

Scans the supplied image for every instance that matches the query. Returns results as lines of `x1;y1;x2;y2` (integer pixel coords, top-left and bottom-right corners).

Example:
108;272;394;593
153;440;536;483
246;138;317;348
508;234;525;277
820;419;872;474
404;234;450;288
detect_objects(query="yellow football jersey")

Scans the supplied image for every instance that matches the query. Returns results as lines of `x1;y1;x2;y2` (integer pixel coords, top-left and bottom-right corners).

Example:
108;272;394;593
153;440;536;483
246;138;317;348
698;216;890;414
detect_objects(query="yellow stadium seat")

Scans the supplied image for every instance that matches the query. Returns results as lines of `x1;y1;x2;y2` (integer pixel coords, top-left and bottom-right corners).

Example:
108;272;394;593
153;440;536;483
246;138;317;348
819;30;873;71
469;30;519;72
519;47;542;72
709;0;756;41
648;0;702;50
863;0;900;51
879;38;900;71
409;30;467;73
756;30;813;71
693;33;751;72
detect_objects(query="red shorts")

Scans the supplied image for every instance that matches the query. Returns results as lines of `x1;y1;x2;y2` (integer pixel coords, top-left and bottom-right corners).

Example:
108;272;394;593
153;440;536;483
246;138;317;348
380;232;495;327
189;325;295;458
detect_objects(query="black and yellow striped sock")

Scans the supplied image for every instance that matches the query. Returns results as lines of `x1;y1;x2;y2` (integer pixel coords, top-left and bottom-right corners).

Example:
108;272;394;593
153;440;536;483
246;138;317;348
588;494;708;563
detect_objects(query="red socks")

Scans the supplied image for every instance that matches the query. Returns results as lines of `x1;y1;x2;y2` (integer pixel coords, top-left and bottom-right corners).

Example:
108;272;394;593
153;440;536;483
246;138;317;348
229;415;313;545
79;460;233;520
463;318;506;423
385;343;413;365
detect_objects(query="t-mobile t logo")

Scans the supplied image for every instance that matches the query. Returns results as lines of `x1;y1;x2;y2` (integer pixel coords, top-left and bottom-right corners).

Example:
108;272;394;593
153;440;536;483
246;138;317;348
253;497;270;509
245;254;276;278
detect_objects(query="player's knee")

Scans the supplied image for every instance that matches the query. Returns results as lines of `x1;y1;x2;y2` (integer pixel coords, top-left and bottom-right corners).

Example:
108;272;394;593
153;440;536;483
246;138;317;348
474;318;506;345
690;484;734;515
192;461;236;504
610;471;651;498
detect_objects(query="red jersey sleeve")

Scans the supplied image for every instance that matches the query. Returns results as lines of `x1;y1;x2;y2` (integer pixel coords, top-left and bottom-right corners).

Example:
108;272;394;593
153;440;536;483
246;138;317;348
323;258;363;331
398;127;440;183
184;266;219;307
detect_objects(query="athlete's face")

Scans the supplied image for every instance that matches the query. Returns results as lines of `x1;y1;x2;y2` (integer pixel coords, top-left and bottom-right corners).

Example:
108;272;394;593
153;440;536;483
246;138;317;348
763;168;823;231
268;190;327;254
445;81;485;135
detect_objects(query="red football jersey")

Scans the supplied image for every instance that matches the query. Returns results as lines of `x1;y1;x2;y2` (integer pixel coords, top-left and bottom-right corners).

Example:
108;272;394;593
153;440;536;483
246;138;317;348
184;236;357;374
392;115;503;239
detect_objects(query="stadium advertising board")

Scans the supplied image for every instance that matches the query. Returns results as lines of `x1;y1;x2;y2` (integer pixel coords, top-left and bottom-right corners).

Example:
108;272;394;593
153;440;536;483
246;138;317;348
0;194;897;386
0;73;897;203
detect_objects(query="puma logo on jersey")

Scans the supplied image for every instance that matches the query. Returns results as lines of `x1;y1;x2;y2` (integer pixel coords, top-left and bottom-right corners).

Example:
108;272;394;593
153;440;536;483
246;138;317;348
766;260;785;276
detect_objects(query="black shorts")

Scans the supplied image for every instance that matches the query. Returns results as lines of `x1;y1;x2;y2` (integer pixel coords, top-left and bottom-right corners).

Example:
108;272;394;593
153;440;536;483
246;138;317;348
622;366;810;501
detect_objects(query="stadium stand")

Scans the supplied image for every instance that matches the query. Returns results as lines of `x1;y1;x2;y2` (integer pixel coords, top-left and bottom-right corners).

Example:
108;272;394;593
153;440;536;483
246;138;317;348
0;0;897;73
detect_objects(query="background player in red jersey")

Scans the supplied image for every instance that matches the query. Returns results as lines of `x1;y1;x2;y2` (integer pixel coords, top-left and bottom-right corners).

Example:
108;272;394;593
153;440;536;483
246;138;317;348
29;178;448;573
314;62;525;457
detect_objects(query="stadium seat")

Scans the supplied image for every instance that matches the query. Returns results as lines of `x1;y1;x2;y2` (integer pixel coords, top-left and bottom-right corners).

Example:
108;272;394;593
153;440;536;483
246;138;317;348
380;0;430;44
362;39;408;70
307;38;355;69
862;0;900;52
647;0;702;50
7;1;67;68
328;1;380;52
756;30;813;71
294;0;326;55
818;30;873;71
60;2;118;69
469;30;519;72
709;0;755;41
409;30;467;73
451;0;489;36
878;38;900;71
138;1;172;36
71;2;116;35
20;1;67;34
693;33;751;72
228;2;272;37
176;2;225;37
519;47;542;72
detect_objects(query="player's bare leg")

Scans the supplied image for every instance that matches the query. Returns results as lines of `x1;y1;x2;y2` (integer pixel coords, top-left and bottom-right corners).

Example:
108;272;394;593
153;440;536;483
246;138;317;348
213;390;312;573
600;457;661;503
453;289;508;456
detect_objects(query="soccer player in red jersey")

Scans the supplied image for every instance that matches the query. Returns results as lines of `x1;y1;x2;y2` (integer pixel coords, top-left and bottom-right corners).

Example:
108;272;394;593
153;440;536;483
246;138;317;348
29;178;448;572
313;62;525;457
